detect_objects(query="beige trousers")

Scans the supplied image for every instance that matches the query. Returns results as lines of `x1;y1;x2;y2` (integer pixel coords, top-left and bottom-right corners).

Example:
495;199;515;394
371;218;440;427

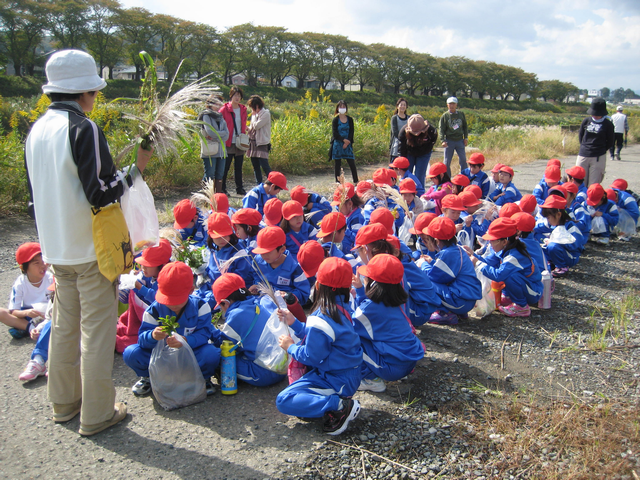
576;154;606;187
49;262;118;425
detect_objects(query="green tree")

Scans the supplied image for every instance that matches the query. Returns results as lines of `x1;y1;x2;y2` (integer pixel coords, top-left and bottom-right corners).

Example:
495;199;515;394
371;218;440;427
189;23;219;80
85;0;123;79
46;0;89;49
116;7;157;80
328;35;357;90
351;43;376;91
290;34;315;88
601;87;610;99
0;0;48;76
308;32;335;90
624;88;638;99
612;87;625;102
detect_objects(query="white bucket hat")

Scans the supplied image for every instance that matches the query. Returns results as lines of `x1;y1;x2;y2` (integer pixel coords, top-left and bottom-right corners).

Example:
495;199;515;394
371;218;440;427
446;96;458;104
42;50;107;94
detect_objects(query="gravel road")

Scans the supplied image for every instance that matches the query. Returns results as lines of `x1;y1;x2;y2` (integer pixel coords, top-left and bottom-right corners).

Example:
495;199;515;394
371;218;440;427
1;145;639;479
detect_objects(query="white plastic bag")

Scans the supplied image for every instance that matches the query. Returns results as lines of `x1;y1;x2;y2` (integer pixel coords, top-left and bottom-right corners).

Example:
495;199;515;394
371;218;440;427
149;335;206;411
457;230;472;249
616;209;636;238
423;199;437;211
398;214;414;244
591;216;607;235
121;167;159;255
254;310;292;375
548;225;576;245
471;263;495;318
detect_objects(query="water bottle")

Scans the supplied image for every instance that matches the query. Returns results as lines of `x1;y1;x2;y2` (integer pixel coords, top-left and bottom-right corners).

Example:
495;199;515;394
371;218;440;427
538;270;552;309
220;340;237;395
490;281;504;310
275;290;289;311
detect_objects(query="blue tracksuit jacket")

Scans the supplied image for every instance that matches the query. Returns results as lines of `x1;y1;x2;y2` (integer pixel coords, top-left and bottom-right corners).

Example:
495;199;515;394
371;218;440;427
177;211;208;247
341;208;364;255
251;252;310;304
490;182;522;206
242;184;275;215
305;193;333;228
613;188;639;224
205;242;253;289
400;253;440;325
285;222;318;260
569;201;592;238
542;221;584;268
461;168;490;199
363;197;405;230
590;200;619;238
401;170;425;197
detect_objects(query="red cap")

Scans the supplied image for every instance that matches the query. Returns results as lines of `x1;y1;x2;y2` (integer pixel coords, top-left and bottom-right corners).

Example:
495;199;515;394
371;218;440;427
232;208;262;226
267;171;288;190
136;239;172;267
16;242;41;264
548;185;567;197
491;163;504;173
399;178;417;194
282;200;304;221
317;257;352;289
606;188;617;202
253;226;286;254
566;166;585;180
426;216;456;240
464;184;483;200
610;178;628;191
459;191;481;207
290;185;309;206
512;212;535;233
482;217;518;241
468;152;485;165
386;235;400;250
441;194;465;211
370;208;395;234
426;162;447;178
519;194;537;214
544;165;561;183
541;195;567;209
586;183;605;206
387;168;398;180
264;198;283;226
213;193;229;213
563;182;578;195
155;262;193;305
318;212;347;237
331;182;355;206
173;199;197;229
212;273;246;309
357;253;404;284
499;202;521;218
207;212;234;238
297;240;326;278
452;175;470;187
499;165;514;177
391;156;410;169
356;180;372;196
353;223;388;249
547;158;561;168
409;212;437;235
373;168;392;186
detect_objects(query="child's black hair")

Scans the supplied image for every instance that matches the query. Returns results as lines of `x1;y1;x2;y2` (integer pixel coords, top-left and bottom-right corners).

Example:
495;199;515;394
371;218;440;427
346;194;364;209
366;239;399;258
567;175;584;185
207;233;239;250
438;237;457;248
502;235;535;268
227;288;249;303
48;92;94;102
452;184;464;195
236;224;262;237
311;284;350;324
518;231;531;239
365;280;408;307
548;189;566;199
437;172;452;185
319;225;346;240
280;218;299;233
541;208;572;225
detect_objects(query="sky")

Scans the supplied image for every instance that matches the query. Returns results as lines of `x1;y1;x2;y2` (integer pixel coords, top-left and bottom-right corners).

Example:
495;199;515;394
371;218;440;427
120;0;640;93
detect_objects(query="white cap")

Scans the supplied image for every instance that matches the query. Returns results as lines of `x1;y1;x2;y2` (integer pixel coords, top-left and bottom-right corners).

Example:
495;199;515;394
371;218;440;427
42;50;107;94
446;96;458;104
617;105;623;111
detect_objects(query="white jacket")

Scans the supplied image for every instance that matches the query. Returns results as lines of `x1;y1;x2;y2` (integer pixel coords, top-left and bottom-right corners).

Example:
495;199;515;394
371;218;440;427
248;108;271;146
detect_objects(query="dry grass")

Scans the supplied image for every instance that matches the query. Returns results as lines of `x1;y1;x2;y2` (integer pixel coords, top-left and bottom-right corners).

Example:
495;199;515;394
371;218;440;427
444;396;640;479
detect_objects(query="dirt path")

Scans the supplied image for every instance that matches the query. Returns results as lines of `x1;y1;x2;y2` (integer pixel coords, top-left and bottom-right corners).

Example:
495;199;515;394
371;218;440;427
1;147;639;479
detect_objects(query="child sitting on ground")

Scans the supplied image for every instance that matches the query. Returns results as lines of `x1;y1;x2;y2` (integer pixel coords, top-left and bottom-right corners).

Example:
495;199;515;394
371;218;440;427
173;199;208;248
451;174;470;195
297;240;327;291
331;182;364;254
362;168;405;230
461;153;491;198
280;200;318;259
289;185;332;229
316;212;359;270
512;212;549;275
391;156;425;196
243;171;288;215
1;243;54;339
421;162;454;215
204;213;253;288
263;197;283;227
459;191;490;247
489;166;522;206
533;165;562;205
231;208;263;254
565;166;588;205
18;283;55;382
116;239;172;353
608;181;639;241
440;194;466;232
123;262;220;397
586;183;619;246
410;212;438;260
399;178;425;217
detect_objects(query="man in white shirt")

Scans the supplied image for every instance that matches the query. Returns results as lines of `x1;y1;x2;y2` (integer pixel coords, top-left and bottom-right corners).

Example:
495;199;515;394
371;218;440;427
610;106;629;161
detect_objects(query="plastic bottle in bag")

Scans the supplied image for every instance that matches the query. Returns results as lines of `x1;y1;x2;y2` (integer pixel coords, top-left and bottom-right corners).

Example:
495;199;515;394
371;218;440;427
491;281;504;309
538;270;552;309
220;340;237;395
274;291;289;311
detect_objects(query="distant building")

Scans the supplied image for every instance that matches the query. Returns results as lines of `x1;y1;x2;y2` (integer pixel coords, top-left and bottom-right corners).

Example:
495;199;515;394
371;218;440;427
624;98;640;106
588;89;602;98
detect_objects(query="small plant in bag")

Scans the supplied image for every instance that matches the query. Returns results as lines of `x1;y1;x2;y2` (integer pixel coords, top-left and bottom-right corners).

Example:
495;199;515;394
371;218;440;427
174;239;208;271
159;315;180;336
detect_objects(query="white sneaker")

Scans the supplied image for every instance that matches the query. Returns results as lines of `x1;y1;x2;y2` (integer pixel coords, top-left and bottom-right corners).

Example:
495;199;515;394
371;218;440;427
19;360;47;382
595;237;610;245
619;236;630;242
358;377;386;392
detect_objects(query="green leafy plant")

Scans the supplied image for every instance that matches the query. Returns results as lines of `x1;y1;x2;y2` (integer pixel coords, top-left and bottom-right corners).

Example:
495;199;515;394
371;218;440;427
159;315;180;336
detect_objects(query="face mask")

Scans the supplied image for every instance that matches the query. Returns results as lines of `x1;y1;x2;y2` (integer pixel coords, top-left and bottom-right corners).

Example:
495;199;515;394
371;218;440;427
338;108;347;115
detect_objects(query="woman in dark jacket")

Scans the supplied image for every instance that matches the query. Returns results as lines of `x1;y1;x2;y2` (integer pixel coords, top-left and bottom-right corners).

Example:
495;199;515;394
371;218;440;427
398;114;438;189
576;97;615;187
331;100;358;183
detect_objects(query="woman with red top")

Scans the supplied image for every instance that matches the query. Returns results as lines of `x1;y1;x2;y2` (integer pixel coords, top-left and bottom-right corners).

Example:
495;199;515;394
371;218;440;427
219;86;248;195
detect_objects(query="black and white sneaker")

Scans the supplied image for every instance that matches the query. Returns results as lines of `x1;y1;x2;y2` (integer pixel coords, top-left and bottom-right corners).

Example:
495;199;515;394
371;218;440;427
205;379;216;396
132;377;151;396
322;398;360;436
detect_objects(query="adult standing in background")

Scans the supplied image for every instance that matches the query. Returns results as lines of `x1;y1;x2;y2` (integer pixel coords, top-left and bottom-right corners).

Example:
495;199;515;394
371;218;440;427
24;49;153;436
220;86;248;195
198;94;229;192
576;97;615;186
438;97;468;177
331;100;359;183
389;98;409;161
246;95;272;185
398;114;438;189
610;105;629;161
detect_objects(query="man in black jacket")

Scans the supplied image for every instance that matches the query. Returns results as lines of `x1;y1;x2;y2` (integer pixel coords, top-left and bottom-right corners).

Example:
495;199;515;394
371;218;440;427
576;97;615;186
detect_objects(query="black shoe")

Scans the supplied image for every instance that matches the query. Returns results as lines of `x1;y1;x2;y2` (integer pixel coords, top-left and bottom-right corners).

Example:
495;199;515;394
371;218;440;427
8;327;29;339
322;398;360;436
205;379;216;396
236;188;247;195
132;377;151;396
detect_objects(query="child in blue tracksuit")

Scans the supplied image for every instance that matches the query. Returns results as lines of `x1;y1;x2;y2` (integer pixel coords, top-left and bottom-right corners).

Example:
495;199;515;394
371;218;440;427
489;166;522;206
280;200;318;260
475;218;542;317
609;186;639;241
410;213;439;261
420;217;482;325
290;185;333;229
586;183;619;245
352;254;424;393
231;208;263;254
123;262;220;396
211;274;286;387
173;199;208;247
459;191;490;247
242;171;288;215
461;152;491;199
533;165;562;205
276;258;362;436
512;212;549;275
391;156;425;197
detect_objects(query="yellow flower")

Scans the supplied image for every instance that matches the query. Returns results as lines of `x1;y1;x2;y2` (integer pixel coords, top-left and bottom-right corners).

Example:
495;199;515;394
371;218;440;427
309;108;319;120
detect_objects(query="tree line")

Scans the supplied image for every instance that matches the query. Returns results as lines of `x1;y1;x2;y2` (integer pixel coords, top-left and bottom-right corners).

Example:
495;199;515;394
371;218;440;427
1;0;585;102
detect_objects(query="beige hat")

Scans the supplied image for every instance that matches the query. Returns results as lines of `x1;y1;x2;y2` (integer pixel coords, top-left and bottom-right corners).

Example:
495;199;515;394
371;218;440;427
405;114;429;135
42;50;107;94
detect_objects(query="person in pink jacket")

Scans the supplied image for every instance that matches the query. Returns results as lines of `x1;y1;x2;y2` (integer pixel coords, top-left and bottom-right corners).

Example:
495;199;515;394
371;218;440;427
219;86;248;195
421;162;454;215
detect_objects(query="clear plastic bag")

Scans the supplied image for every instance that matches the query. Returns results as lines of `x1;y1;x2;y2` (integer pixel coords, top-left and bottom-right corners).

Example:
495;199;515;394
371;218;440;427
616;209;636;238
423;199;437;211
398;214;414;244
121;167;159;255
471;263;495;318
549;225;576;245
254;310;292;375
149;335;206;411
457;230;472;249
591;216;607;235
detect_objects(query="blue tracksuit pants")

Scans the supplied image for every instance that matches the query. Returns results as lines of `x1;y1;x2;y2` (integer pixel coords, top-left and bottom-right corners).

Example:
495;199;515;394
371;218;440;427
31;320;51;362
360;338;418;382
502;275;542;307
431;283;477;315
123;343;221;379
544;243;580;269
236;355;286;387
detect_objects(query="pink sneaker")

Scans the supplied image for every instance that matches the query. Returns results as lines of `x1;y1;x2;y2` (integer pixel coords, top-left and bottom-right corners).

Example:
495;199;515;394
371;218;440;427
499;303;531;317
500;294;512;306
19;360;47;382
552;267;569;277
428;310;459;325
